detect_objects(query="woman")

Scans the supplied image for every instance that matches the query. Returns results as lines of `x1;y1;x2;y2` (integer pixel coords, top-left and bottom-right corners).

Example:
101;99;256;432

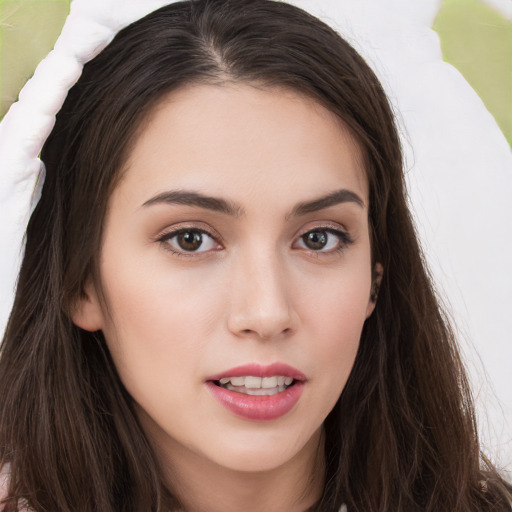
0;0;510;510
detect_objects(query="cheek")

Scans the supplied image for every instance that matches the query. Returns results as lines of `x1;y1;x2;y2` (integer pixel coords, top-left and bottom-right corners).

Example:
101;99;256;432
96;253;213;393
298;258;372;338
298;262;371;402
100;243;219;334
313;298;365;383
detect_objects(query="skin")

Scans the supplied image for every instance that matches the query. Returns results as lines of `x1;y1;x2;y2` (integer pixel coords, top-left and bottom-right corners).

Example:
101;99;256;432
74;83;379;512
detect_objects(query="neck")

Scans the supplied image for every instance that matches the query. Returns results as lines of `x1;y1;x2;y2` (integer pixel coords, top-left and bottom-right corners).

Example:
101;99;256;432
148;424;325;512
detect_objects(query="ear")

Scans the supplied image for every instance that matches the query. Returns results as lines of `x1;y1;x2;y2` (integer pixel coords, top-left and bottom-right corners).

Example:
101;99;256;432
71;280;104;332
366;263;383;318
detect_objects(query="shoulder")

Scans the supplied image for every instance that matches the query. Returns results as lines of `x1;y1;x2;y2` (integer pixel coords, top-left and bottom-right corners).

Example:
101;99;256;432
0;465;9;509
0;465;29;512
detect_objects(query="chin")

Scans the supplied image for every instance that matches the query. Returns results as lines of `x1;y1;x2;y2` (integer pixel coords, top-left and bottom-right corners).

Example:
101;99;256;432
203;425;322;474
218;450;293;473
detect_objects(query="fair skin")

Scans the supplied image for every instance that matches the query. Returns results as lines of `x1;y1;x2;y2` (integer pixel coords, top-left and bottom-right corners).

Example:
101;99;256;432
74;83;378;512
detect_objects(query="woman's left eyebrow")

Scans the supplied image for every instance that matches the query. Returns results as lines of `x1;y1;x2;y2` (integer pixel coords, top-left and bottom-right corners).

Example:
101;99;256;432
287;189;364;219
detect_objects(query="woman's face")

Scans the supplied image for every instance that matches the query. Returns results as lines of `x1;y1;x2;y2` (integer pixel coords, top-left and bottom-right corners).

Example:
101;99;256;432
75;84;376;475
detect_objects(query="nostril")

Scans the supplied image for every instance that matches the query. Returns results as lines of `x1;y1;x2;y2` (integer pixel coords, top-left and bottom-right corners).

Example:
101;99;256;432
238;326;293;339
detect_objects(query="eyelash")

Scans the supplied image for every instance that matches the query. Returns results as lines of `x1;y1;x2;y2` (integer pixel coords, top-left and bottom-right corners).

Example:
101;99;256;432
156;225;354;258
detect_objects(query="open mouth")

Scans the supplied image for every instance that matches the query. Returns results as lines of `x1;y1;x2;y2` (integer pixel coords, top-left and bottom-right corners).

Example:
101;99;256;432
213;375;296;396
206;367;305;420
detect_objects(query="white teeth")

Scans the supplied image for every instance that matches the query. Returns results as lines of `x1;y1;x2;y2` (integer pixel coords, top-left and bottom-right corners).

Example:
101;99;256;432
216;375;295;390
245;376;262;388
224;384;288;395
261;376;278;388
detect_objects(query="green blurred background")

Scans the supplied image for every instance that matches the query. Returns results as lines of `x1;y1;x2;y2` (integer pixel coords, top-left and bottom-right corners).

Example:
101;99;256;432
0;0;511;145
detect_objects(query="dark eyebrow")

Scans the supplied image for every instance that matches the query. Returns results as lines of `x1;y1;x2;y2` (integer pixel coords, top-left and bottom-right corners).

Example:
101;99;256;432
143;188;363;218
142;190;243;217
289;189;365;218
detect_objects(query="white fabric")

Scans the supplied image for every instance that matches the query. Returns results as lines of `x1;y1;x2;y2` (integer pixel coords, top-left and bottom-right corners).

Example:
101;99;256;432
0;0;173;338
291;0;512;473
0;0;510;472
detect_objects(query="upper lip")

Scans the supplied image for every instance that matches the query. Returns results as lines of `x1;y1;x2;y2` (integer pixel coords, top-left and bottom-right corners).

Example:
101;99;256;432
206;362;307;382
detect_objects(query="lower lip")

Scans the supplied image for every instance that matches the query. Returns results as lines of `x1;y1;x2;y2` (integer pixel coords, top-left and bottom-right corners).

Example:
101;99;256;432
206;381;305;421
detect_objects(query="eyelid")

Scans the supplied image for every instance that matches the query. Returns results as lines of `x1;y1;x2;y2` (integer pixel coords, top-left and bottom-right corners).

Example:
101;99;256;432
294;221;350;239
154;221;222;242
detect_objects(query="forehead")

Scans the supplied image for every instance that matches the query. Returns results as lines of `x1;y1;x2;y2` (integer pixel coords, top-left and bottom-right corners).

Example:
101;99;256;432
119;83;368;210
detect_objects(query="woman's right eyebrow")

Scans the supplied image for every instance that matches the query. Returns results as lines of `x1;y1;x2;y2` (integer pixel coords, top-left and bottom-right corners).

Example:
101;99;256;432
142;190;244;217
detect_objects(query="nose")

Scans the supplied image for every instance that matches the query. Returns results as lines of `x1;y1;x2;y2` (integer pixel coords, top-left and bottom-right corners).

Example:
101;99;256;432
226;250;298;340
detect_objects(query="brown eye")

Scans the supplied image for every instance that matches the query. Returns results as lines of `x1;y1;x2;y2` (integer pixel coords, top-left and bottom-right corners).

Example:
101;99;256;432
163;229;219;254
177;231;203;251
302;231;328;250
295;227;352;253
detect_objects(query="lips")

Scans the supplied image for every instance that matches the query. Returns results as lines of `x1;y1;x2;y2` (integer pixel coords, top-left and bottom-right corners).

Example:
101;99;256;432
205;363;306;421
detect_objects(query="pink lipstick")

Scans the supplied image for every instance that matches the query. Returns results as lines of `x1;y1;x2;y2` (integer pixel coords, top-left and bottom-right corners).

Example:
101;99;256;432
205;363;306;421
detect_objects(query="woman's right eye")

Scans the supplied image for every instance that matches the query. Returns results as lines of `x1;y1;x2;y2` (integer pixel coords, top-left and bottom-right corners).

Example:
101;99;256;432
160;228;220;255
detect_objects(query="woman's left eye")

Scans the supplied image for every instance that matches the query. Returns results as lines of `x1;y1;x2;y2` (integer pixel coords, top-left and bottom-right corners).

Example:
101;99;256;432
295;228;351;252
160;229;220;254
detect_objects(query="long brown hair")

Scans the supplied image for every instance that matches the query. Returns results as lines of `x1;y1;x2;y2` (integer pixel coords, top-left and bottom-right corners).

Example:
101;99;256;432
1;0;510;510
